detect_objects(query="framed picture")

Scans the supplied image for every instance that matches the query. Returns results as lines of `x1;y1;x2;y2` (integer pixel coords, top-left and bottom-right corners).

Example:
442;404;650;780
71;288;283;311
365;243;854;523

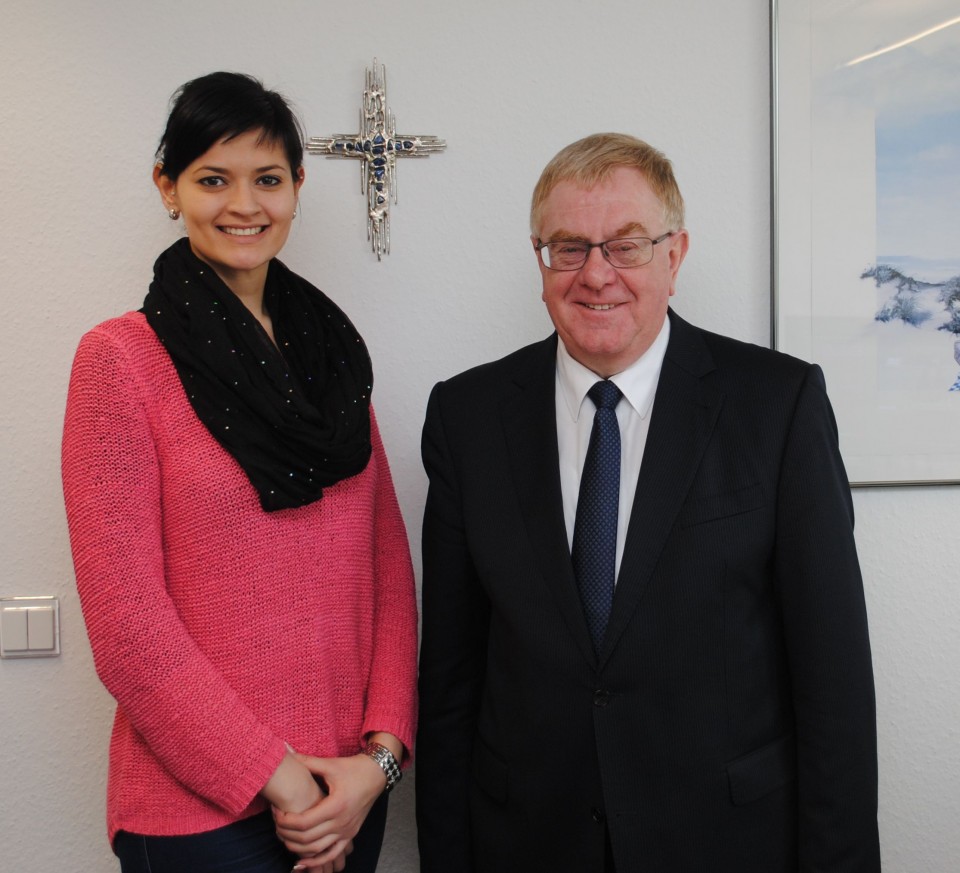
772;0;960;485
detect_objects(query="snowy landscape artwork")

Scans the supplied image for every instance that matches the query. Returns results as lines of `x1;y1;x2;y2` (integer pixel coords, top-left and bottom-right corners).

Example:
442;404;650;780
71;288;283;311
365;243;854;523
867;109;960;391
774;0;960;483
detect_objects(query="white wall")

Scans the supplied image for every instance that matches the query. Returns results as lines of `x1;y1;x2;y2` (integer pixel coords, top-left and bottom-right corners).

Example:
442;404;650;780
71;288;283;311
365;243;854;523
0;1;955;871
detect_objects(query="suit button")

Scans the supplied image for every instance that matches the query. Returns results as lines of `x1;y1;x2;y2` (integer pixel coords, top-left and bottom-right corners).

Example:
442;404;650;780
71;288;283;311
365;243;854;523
591;807;605;824
593;689;609;707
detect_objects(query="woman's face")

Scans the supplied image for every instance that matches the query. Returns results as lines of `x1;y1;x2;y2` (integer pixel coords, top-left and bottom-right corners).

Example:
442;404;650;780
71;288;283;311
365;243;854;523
155;129;304;296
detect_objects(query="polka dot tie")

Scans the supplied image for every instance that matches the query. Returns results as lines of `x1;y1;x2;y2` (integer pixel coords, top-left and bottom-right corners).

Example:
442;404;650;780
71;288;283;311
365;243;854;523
572;380;622;652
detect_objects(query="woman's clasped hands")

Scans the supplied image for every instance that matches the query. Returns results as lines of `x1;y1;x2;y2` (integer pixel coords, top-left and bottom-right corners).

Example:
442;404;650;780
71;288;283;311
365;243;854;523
273;743;396;872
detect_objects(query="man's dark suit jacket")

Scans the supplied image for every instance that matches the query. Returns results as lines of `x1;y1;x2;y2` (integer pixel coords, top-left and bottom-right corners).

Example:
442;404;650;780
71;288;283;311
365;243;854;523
416;310;879;873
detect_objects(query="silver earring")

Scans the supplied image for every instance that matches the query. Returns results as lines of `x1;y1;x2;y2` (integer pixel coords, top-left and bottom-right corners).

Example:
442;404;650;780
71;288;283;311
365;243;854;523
168;208;180;220
292;208;298;219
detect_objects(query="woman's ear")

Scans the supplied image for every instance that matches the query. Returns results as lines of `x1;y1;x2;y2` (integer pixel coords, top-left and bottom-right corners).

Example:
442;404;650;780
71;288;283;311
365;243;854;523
153;163;178;212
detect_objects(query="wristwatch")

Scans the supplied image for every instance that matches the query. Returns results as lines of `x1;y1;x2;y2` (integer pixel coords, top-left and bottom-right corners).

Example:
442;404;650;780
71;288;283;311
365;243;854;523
362;741;402;793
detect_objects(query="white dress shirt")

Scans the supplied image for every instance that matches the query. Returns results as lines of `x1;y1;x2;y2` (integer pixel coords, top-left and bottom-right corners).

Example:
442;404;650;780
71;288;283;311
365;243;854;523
555;317;670;581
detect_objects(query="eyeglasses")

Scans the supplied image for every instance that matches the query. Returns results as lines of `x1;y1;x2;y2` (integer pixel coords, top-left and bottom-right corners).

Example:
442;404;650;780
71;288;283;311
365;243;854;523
535;232;674;271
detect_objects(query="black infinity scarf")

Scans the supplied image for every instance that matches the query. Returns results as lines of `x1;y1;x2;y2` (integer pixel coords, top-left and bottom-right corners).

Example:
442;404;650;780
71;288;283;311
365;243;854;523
143;238;372;511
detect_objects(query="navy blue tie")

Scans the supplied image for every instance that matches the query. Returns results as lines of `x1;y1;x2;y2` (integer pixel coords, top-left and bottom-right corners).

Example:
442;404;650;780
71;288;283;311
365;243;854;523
572;380;622;651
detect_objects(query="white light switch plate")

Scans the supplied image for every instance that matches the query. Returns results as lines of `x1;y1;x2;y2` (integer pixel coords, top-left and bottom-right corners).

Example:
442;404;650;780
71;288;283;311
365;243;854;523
0;596;60;658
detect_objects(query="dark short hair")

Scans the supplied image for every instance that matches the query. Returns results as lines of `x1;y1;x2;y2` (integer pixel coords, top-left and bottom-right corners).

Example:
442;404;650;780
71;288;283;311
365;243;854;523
156;71;304;181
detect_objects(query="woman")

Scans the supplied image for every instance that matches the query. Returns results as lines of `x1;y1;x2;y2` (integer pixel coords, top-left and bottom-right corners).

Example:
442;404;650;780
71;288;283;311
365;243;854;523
61;72;418;873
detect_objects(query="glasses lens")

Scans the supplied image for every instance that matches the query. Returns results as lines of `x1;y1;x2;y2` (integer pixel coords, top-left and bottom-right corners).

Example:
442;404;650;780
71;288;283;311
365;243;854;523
603;238;653;268
543;241;588;270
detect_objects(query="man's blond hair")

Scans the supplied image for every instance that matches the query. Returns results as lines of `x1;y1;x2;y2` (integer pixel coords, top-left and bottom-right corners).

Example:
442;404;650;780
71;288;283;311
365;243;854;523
530;133;685;236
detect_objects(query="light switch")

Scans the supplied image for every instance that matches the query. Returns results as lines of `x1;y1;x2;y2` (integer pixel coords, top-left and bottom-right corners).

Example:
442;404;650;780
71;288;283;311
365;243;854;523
28;606;56;650
0;597;60;658
1;606;28;652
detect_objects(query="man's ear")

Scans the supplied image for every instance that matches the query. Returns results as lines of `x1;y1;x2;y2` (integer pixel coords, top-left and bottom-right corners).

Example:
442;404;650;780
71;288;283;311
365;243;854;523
667;229;690;296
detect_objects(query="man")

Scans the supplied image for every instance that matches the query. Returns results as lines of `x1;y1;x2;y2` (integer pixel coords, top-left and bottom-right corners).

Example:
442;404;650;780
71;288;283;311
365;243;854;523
416;133;879;873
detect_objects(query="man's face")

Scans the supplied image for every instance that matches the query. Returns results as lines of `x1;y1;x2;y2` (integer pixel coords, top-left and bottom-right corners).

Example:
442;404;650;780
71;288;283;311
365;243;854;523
533;166;688;378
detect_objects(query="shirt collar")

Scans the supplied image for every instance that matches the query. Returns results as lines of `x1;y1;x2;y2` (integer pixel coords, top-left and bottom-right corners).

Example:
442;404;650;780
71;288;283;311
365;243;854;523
556;316;671;423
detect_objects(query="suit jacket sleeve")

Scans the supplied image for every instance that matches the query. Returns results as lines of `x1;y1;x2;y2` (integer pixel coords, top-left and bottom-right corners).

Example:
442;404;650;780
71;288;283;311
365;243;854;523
416;381;489;873
775;364;880;871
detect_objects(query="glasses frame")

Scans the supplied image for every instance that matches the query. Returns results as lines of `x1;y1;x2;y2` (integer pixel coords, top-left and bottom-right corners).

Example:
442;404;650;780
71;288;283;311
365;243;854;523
535;231;675;271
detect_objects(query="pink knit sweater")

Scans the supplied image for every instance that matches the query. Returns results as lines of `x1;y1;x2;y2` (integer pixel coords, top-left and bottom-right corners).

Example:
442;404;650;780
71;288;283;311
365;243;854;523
62;312;418;844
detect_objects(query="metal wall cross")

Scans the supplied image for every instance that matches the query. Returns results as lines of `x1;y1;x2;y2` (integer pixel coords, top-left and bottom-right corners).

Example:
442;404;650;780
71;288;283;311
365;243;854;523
307;59;446;260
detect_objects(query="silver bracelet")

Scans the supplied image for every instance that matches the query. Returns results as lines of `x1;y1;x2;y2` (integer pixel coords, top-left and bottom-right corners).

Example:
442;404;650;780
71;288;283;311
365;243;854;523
362;741;402;793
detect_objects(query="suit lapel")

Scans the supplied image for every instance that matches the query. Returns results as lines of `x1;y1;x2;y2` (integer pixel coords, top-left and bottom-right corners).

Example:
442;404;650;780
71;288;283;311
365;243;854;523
501;335;598;666
600;311;724;666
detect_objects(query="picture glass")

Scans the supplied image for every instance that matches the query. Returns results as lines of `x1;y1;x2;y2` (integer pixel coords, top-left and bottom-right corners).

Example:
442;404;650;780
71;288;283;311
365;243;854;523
774;0;960;484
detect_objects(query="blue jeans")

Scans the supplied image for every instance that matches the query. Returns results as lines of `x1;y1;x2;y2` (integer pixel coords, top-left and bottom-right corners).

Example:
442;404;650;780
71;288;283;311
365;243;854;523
114;795;388;873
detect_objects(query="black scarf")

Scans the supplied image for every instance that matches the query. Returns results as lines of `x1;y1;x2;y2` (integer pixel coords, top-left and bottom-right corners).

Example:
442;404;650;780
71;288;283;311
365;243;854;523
143;238;372;512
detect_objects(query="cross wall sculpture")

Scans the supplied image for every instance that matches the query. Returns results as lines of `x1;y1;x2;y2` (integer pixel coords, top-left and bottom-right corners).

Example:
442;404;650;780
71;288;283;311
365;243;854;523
307;59;446;260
